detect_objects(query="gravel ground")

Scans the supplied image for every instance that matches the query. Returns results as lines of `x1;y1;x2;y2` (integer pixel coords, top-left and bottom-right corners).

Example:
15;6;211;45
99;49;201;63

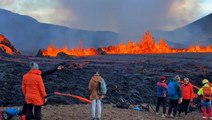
0;104;203;120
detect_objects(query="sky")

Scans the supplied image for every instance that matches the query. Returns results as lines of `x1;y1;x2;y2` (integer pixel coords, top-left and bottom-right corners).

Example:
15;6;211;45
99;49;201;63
0;0;212;40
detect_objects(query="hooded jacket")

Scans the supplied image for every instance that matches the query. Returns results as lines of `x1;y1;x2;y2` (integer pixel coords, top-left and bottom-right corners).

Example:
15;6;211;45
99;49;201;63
22;69;47;106
168;79;182;100
88;75;102;100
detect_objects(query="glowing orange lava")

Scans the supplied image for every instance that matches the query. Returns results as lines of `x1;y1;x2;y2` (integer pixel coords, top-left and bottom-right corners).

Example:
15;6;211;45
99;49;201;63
41;32;212;57
0;35;13;54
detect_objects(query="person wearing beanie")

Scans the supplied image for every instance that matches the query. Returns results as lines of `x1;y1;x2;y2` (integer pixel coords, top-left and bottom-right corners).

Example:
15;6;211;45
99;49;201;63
30;62;39;70
178;77;194;118
156;75;168;117
21;62;64;120
197;79;212;120
22;62;46;120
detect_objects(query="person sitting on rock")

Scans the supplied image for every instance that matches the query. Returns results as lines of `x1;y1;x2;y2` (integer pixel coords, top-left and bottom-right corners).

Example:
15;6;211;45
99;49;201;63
156;75;168;117
178;77;194;118
88;72;105;120
167;75;182;118
197;79;212;120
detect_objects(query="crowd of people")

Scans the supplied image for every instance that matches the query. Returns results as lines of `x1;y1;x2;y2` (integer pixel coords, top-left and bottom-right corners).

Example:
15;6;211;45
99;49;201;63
156;75;212;120
1;61;210;120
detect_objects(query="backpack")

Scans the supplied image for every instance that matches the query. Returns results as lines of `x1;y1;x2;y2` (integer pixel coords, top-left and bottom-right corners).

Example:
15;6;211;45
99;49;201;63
203;86;212;100
1;108;21;120
98;79;107;96
168;81;176;96
116;97;130;109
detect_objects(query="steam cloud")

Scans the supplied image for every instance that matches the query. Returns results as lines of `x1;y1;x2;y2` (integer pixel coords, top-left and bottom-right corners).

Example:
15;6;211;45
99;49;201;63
0;0;202;39
0;0;210;55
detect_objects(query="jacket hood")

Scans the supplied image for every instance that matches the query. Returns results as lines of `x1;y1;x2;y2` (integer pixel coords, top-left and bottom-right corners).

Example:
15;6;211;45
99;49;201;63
170;78;176;82
29;69;42;75
92;75;101;82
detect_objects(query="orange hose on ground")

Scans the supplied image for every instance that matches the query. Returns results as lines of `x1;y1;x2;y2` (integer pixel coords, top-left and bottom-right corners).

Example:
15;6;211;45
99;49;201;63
54;92;92;104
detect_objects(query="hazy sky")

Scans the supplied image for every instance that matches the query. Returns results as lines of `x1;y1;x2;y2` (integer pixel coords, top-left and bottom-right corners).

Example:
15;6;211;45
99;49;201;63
0;0;212;40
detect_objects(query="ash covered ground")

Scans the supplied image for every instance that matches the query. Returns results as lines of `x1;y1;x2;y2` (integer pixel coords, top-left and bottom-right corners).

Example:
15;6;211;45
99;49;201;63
0;53;212;107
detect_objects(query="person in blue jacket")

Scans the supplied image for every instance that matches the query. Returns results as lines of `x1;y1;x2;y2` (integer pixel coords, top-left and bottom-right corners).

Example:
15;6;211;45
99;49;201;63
167;75;182;118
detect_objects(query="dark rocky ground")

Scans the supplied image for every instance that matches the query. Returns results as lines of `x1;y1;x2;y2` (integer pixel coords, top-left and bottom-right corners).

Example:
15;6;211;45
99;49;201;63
0;53;212;108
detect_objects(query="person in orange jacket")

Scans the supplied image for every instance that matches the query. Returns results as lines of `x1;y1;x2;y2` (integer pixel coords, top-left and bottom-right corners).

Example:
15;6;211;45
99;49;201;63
22;62;47;120
21;63;64;120
178;77;194;118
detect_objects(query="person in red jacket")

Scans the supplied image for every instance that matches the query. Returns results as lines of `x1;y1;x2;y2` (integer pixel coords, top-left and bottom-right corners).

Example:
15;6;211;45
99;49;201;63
22;62;47;120
156;75;168;117
178;77;194;118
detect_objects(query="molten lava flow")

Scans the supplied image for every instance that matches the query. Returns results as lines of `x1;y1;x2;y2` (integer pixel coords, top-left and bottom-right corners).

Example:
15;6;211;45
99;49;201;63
42;44;97;57
0;35;13;55
102;32;212;54
0;44;13;54
0;35;5;42
42;32;212;57
102;32;163;54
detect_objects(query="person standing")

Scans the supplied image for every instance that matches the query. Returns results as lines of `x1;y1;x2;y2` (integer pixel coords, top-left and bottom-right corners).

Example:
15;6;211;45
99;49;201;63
178;77;194;118
21;63;64;119
167;75;182;118
22;62;47;120
197;79;212;120
156;75;168;117
88;72;105;120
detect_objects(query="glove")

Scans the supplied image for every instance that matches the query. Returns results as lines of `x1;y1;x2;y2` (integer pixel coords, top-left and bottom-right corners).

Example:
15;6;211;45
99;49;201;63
44;98;47;103
57;65;64;70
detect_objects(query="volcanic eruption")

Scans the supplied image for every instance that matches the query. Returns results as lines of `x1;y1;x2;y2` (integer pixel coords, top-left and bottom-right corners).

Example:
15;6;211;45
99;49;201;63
0;34;20;55
40;32;212;57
